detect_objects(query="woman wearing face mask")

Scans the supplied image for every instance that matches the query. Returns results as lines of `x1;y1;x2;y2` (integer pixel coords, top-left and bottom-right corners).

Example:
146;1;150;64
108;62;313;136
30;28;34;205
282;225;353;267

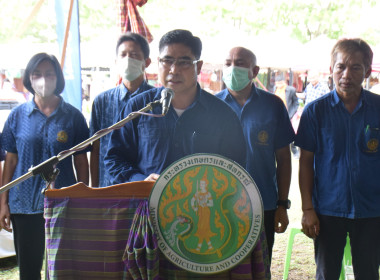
0;53;89;280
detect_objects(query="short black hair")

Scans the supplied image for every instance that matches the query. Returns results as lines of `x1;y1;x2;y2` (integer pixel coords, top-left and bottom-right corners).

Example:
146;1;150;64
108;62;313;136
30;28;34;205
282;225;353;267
331;38;373;71
159;29;202;60
116;32;150;59
23;53;65;95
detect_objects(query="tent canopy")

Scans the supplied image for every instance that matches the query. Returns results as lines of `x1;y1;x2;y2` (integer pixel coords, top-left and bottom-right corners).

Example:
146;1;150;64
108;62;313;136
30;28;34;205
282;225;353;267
1;35;379;74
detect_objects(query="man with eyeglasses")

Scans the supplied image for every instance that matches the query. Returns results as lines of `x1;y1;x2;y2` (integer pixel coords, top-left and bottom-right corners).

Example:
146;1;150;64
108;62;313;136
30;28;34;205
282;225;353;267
89;32;152;187
104;29;246;184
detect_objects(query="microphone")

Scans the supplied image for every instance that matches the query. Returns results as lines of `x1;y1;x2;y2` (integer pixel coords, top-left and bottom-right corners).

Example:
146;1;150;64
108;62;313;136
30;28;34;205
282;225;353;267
160;88;174;116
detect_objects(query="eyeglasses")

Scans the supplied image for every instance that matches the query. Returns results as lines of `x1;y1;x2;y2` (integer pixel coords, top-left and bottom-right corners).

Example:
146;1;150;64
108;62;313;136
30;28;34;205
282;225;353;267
159;58;199;69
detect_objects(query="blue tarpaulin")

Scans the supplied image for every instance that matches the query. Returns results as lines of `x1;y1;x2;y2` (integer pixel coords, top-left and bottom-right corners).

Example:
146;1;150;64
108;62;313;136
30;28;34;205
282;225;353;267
54;0;82;111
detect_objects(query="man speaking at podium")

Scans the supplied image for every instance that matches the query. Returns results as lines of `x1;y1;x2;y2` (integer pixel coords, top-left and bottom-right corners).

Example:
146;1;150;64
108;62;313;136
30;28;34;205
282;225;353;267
105;29;246;184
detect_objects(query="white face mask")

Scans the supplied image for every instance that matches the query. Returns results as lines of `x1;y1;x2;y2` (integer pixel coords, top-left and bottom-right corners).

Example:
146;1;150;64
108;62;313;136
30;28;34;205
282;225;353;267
31;76;57;98
118;56;145;82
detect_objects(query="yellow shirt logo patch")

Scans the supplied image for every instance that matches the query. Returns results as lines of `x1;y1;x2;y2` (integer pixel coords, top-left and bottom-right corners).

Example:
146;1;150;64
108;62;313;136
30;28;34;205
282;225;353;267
57;131;68;143
258;130;268;145
367;138;379;153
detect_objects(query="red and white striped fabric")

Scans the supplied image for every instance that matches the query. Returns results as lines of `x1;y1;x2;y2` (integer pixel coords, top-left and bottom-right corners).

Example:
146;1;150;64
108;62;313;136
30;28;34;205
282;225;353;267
118;0;153;43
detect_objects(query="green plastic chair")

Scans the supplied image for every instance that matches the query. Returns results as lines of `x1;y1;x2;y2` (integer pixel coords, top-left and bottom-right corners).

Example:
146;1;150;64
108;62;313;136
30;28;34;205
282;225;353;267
282;228;352;280
282;227;302;280
339;236;352;280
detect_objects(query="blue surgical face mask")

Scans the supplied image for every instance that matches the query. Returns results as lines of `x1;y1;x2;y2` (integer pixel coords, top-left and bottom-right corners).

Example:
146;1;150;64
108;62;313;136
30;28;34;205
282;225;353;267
222;66;251;92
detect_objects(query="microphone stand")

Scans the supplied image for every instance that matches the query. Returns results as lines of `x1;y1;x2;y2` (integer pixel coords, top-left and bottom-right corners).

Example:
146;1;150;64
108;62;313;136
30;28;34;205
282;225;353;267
0;99;162;194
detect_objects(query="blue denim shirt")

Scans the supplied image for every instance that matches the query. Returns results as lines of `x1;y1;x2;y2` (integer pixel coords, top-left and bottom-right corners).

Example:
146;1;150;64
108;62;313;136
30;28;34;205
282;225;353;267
0;133;5;161
295;89;380;218
216;87;295;210
89;81;153;187
105;85;246;184
1;97;90;214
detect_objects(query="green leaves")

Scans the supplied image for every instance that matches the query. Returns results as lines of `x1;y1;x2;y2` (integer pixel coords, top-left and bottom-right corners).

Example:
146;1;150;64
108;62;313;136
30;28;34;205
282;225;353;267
0;0;379;46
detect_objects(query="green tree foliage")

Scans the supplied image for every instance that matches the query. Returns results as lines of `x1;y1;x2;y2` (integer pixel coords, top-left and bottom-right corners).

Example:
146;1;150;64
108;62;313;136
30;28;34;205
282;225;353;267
0;0;56;43
0;0;116;43
270;0;375;43
78;0;116;42
0;0;379;45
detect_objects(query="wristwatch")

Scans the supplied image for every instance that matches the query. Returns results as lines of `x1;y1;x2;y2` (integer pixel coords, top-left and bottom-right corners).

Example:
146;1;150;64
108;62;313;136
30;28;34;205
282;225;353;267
277;199;291;209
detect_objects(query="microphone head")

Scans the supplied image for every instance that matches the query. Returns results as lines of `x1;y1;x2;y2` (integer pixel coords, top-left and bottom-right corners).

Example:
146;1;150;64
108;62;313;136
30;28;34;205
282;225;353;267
160;88;174;102
161;88;175;116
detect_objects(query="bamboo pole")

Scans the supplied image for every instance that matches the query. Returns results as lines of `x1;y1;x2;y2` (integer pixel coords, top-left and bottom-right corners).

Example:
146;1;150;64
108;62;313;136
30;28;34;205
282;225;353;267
11;0;45;42
60;0;75;69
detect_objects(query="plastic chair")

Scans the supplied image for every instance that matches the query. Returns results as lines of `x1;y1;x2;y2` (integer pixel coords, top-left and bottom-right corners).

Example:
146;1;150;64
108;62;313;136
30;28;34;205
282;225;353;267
339;236;352;280
283;228;352;280
283;227;303;280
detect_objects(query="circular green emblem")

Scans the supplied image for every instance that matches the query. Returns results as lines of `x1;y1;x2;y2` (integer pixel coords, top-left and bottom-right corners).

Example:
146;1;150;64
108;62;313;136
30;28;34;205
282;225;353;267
149;153;263;274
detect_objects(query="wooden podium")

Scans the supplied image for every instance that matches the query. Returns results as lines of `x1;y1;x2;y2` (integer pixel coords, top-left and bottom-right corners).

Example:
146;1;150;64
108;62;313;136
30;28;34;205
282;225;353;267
44;182;154;280
44;182;269;280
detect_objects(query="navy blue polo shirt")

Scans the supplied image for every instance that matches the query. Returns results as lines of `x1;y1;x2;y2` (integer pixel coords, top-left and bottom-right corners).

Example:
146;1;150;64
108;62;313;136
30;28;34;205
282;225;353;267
216;87;295;210
295;89;380;218
104;85;246;184
0;133;5;161
2;97;90;214
89;81;153;187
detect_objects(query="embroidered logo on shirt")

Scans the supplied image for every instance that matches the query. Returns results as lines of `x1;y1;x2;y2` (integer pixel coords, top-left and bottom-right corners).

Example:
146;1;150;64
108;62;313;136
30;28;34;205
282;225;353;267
57;131;68;143
367;138;378;153
257;130;268;145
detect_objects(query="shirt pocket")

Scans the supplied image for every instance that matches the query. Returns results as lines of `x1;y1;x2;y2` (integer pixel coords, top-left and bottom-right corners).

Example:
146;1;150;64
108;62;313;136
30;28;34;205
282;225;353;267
319;127;337;152
137;120;170;152
360;125;380;156
191;130;219;154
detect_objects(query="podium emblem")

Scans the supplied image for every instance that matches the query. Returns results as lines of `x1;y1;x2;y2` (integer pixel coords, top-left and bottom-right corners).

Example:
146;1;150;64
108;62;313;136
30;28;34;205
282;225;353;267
149;154;263;274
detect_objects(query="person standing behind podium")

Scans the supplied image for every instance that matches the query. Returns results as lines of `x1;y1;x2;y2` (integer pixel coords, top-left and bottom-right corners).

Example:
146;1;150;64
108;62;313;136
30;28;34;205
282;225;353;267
215;47;295;265
296;38;380;280
0;53;89;280
273;75;300;158
90;32;153;187
105;29;246;184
